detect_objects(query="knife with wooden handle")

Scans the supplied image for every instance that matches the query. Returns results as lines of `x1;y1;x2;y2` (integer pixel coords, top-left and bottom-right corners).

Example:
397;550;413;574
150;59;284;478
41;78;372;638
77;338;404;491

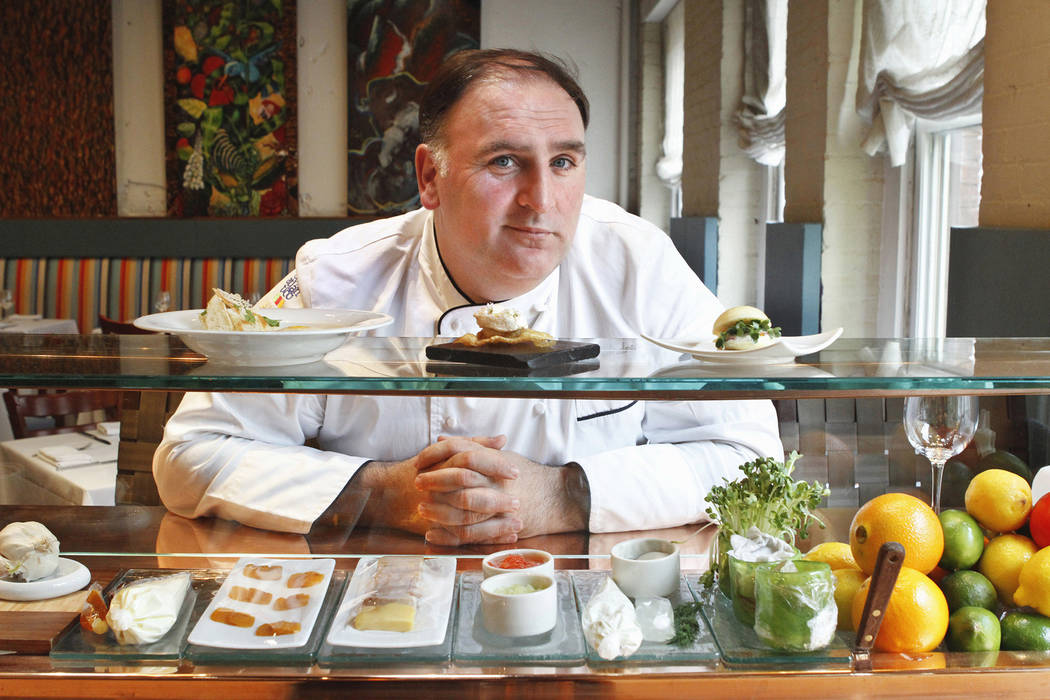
854;541;905;668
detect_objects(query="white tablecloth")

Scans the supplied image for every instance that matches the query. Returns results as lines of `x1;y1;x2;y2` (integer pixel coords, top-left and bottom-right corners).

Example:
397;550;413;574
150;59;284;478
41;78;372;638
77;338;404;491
0;431;118;505
0;315;79;334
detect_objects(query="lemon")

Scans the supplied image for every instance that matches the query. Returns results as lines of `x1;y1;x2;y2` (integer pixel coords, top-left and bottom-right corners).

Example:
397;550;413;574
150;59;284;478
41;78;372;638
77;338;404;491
832;568;867;631
1013;546;1050;616
978;533;1039;605
965;469;1032;533
804;541;860;571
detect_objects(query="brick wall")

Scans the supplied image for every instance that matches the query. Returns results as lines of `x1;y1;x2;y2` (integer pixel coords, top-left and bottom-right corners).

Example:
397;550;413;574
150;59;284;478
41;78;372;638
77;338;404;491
980;0;1050;227
681;0;722;217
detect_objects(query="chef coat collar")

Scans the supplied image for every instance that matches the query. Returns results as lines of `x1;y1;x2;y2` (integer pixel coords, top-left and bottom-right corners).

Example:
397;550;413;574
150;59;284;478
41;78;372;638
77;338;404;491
420;211;560;332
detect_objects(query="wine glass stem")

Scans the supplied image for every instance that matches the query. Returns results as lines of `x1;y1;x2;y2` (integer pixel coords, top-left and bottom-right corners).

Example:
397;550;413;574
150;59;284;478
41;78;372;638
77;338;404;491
930;459;946;514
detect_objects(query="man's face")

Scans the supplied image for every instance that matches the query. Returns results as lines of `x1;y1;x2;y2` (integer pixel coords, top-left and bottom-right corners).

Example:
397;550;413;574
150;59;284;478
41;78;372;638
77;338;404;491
416;75;587;303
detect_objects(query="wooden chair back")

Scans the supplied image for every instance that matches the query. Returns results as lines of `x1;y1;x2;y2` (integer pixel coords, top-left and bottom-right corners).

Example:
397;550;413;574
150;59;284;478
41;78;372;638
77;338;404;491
98;314;154;334
3;389;121;439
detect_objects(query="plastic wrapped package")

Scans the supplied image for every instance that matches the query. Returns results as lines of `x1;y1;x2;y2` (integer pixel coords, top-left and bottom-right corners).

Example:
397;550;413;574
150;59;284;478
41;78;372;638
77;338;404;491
753;560;837;652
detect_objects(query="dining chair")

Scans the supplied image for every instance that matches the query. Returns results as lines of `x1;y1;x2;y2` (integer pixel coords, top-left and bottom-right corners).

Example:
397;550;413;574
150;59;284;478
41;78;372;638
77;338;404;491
2;389;122;439
97;314;154;335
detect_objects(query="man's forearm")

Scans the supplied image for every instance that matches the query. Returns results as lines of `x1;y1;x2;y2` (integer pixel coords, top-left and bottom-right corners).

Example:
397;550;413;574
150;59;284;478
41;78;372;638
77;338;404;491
318;459;428;534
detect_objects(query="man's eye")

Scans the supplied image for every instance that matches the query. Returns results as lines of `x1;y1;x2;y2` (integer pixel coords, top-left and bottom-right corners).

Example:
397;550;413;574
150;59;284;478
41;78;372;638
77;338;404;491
552;156;575;169
490;155;514;168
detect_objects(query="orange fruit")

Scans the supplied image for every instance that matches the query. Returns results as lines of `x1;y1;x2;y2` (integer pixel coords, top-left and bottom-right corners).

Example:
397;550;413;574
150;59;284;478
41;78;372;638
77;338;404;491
851;566;949;653
803;541;860;570
850;493;944;575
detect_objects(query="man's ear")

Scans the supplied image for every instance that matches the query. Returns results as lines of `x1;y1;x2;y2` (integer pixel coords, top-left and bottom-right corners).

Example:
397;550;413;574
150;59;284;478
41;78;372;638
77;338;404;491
415;143;440;210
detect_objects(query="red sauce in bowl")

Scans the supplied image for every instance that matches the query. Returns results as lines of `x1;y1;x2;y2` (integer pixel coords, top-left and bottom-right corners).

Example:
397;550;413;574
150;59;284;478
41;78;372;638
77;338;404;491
495;553;545;570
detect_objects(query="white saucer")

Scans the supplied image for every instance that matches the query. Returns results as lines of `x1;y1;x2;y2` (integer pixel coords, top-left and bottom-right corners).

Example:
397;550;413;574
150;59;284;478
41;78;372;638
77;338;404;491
0;558;90;601
641;327;843;365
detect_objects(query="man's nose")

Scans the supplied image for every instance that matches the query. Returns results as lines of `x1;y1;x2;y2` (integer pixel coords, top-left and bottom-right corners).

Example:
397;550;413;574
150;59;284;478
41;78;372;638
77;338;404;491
516;168;552;213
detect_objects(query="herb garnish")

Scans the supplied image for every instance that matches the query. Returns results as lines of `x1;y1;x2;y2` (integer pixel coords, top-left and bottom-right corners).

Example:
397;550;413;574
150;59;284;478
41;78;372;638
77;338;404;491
704;451;827;544
715;318;782;349
670;602;704;647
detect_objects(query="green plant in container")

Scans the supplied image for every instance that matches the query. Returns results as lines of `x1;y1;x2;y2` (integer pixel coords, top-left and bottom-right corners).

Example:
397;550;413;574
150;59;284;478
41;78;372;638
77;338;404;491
702;451;828;594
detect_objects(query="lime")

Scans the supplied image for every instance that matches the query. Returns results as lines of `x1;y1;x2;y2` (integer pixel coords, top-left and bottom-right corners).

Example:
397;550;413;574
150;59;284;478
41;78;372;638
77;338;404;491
975;450;1032;483
946;606;1001;652
939;569;998;612
941;459;974;509
1000;611;1050;651
938;509;984;570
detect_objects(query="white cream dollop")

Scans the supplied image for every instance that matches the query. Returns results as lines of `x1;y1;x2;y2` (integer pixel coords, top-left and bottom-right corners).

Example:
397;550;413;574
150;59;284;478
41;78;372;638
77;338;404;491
474;303;524;333
106;572;191;645
728;526;797;563
581;577;643;660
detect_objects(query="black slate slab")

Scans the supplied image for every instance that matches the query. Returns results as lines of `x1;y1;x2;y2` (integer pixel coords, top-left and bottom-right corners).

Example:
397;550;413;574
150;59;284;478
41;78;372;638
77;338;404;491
425;340;600;369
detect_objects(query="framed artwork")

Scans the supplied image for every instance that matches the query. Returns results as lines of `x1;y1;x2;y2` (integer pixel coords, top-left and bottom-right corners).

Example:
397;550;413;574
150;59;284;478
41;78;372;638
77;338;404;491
164;0;297;217
346;0;479;216
0;0;115;216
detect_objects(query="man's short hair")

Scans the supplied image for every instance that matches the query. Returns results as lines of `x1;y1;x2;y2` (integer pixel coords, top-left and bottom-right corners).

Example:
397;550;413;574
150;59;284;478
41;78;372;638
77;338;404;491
419;49;590;152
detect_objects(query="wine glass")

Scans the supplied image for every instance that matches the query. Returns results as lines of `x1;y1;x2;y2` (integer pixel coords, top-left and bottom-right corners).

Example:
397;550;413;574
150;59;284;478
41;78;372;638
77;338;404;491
903;395;979;513
153;290;172;313
0;289;12;320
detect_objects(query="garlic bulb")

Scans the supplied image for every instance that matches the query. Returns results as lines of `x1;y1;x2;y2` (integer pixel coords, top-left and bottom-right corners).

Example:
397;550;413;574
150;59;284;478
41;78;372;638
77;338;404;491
0;521;60;582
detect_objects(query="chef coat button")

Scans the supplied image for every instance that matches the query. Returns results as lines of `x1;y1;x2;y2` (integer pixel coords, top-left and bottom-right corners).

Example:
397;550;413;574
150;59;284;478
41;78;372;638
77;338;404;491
444;416;458;430
532;303;547;313
533;402;547;416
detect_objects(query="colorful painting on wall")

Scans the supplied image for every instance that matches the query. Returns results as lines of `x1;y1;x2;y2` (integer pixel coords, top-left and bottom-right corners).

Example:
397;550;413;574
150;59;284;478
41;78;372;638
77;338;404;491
347;0;479;216
0;0;115;216
164;0;297;217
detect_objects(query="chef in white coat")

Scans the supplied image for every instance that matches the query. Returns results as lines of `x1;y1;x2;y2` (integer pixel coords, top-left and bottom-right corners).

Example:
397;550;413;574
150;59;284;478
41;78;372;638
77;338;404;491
154;49;783;544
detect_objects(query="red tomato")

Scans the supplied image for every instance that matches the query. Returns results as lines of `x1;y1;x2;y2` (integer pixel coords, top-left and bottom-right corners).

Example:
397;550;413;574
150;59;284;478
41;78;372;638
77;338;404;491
1030;492;1050;548
176;66;192;84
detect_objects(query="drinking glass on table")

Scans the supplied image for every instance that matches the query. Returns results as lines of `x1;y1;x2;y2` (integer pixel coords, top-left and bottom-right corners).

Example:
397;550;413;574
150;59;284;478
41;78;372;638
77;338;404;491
153;290;172;313
0;289;13;320
903;395;978;513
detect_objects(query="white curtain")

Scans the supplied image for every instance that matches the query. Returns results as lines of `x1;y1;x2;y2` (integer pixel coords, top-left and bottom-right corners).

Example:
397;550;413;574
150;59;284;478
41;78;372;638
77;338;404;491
655;0;684;215
734;0;787;167
857;0;985;167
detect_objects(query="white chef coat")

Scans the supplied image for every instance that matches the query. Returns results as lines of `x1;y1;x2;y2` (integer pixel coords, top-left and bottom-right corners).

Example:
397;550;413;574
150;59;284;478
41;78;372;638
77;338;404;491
154;196;783;534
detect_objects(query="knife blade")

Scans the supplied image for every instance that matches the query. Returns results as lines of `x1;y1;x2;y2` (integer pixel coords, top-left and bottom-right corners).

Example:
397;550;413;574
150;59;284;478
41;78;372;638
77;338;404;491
81;431;111;445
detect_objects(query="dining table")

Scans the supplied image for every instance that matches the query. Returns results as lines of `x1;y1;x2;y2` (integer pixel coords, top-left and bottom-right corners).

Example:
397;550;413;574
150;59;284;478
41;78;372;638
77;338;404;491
0;315;79;335
0;430;118;505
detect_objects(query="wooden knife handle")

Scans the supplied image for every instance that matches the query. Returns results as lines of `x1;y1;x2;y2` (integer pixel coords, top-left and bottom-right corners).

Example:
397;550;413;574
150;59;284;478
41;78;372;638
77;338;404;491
854;541;906;651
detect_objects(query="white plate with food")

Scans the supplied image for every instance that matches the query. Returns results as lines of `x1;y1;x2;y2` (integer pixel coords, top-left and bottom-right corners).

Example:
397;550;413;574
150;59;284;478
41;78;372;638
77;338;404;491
188;557;335;649
641;327;843;365
326;556;457;649
134;308;393;366
0;558;90;601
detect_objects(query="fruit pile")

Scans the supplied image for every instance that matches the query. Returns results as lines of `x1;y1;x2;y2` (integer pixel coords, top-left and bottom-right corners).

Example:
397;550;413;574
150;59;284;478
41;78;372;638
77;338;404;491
805;468;1050;654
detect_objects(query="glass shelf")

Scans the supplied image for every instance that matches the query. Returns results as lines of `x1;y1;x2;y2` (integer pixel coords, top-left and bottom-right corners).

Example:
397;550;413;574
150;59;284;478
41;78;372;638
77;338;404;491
3;334;1050;397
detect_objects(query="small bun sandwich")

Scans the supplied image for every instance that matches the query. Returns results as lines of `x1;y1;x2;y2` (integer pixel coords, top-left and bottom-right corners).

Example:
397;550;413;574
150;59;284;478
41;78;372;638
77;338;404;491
713;305;782;350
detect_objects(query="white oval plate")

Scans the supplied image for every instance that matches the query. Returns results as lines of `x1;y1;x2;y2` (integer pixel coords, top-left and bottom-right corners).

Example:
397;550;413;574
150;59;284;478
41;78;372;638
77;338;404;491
641;327;843;365
649;360;834;379
0;558;90;601
134;308;393;366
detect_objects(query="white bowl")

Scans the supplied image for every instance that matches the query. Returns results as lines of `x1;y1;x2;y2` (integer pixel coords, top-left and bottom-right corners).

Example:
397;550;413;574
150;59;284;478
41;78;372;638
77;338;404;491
480;571;557;637
610;537;681;598
481;549;555;579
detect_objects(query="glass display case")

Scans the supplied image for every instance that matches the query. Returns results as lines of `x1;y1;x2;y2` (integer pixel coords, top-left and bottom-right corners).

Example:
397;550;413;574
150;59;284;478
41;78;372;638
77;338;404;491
2;332;1050;697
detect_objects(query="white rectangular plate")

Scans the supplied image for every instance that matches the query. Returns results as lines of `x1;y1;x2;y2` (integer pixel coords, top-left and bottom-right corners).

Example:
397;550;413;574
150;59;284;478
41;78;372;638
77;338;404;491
187;557;335;650
325;556;456;649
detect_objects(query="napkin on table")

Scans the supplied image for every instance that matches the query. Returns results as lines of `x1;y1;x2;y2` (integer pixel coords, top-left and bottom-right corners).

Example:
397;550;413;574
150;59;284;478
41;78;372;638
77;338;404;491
96;421;120;436
36;445;95;469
